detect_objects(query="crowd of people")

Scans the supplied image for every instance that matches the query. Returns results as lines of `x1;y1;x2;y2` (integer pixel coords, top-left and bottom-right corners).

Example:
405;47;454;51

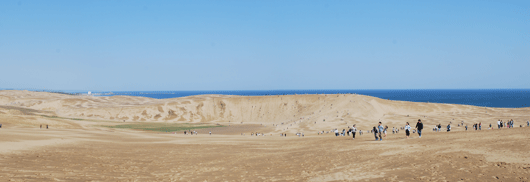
326;118;530;141
183;130;197;135
239;118;530;139
369;119;424;140
320;119;426;141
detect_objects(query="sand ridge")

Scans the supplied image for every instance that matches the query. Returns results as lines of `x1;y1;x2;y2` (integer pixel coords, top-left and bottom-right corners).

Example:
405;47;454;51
1;90;528;135
1;90;530;181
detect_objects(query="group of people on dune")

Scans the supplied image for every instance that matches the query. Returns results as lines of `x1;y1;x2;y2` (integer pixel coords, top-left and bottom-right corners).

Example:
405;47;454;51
373;119;424;140
497;119;518;129
336;119;530;141
433;123;453;132
242;118;529;138
252;132;266;136
183;130;197;135
328;119;424;141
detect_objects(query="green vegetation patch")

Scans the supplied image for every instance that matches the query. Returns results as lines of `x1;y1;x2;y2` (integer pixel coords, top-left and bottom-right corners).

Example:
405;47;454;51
101;123;224;132
40;115;115;123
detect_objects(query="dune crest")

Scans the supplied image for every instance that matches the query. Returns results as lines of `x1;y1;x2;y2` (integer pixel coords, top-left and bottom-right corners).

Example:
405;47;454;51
1;90;528;133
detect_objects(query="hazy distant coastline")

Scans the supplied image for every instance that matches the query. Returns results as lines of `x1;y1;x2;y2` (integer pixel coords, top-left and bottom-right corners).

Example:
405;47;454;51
4;89;527;108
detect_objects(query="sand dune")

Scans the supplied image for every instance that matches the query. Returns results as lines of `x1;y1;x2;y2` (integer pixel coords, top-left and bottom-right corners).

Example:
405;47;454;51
1;90;529;181
1;90;528;134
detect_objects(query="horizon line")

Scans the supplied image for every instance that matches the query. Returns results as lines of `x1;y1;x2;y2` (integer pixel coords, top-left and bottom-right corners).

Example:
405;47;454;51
2;88;530;93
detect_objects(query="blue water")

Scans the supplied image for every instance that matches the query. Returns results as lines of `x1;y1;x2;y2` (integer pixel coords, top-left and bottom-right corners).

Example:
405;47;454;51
84;89;530;108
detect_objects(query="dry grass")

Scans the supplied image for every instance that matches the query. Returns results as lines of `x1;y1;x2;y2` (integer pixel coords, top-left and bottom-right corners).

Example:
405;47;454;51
101;122;224;132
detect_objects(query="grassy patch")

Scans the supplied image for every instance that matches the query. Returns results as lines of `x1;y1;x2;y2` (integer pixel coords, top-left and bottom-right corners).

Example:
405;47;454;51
40;115;118;123
101;123;224;132
41;115;60;119
0;106;53;115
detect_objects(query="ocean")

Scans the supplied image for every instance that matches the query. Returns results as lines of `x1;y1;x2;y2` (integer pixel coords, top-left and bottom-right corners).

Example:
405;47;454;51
83;89;530;108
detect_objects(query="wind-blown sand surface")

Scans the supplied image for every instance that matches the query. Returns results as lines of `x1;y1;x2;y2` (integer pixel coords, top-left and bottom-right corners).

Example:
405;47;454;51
0;90;529;181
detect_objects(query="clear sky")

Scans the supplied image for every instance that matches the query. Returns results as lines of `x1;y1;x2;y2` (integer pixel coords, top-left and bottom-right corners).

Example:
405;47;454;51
1;0;529;91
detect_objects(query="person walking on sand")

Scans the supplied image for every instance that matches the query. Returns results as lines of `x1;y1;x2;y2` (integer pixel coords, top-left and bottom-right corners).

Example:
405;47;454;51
527;121;529;127
405;122;411;139
465;125;468;131
46;125;48;129
384;125;388;137
372;126;379;141
415;119;423;138
497;120;501;129
351;124;357;140
378;122;384;141
209;131;211;135
447;124;451;132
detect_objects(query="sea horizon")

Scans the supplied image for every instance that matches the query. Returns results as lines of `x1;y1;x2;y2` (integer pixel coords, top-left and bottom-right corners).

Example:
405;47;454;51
3;89;529;108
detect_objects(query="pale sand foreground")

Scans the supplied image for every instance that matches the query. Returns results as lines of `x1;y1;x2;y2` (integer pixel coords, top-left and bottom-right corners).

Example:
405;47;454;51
1;90;530;181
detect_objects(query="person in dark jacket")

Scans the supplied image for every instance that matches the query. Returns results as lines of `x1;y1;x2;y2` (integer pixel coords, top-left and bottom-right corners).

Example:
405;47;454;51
378;122;384;141
372;126;378;141
415;119;423;138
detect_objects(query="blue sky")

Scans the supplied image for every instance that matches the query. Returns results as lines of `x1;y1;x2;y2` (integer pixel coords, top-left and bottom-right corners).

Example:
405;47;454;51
1;0;529;91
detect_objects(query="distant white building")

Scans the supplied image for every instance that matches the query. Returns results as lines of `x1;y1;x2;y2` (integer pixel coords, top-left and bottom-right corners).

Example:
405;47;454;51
88;91;91;95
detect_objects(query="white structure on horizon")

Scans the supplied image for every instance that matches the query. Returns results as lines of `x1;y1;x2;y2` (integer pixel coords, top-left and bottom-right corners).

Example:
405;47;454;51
88;91;91;95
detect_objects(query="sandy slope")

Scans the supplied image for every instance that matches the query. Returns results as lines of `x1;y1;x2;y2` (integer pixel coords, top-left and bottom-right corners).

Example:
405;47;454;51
1;127;529;181
1;90;528;134
1;90;530;181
